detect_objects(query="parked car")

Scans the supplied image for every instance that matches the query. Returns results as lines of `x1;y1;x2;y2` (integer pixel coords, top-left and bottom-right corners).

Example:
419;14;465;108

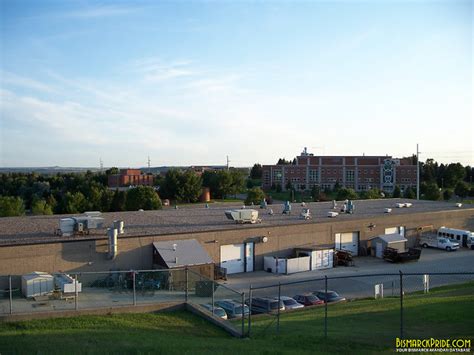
293;293;324;306
200;303;228;320
246;297;285;314
215;299;250;319
313;290;346;303
276;296;304;310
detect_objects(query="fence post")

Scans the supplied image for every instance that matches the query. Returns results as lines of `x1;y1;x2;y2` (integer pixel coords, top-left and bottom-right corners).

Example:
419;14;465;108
399;270;404;339
74;273;78;311
185;267;189;303
277;282;281;334
132;271;136;306
324;275;328;339
241;292;245;337
248;285;253;338
9;275;13;315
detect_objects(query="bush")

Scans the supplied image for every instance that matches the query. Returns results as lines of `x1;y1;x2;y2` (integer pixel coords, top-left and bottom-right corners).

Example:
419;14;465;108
404;187;416;199
336;188;358;200
392;186;401;198
443;189;453;201
245;187;266;206
454;181;469;198
0;196;25;217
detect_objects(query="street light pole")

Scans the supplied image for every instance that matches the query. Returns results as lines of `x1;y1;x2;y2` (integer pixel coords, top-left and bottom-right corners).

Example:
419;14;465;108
416;144;420;200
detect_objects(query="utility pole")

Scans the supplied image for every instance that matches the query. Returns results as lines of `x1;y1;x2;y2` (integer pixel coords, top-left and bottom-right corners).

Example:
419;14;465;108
226;155;230;171
99;158;103;172
147;156;151;171
416;144;420;200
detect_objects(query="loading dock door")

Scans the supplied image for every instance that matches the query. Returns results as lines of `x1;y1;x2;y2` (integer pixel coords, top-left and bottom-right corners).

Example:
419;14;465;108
335;232;359;256
220;244;245;274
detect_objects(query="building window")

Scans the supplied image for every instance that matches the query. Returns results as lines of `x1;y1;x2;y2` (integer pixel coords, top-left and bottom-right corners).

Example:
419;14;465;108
309;169;319;182
346;170;355;182
273;170;282;182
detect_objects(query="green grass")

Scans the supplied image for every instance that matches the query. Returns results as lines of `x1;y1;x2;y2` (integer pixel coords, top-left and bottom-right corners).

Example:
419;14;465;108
1;283;473;354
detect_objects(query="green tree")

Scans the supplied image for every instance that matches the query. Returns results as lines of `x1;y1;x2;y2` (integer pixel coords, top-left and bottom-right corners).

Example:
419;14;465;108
110;190;126;212
161;169;181;200
392;186;401;198
125;186;162;211
454;181;469;198
442;163;466;188
310;185;321;201
62;192;87;214
31;199;53;215
443;189;453;201
245;187;266;205
336;188;358;200
202;171;220;198
229;170;245;197
100;189;115;211
404;187;416;199
423;183;441;201
0;196;25;217
217;170;233;198
177;171;202;203
250;164;262;179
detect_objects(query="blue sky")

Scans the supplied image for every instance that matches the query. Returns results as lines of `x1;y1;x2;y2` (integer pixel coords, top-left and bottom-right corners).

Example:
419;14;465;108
0;0;472;167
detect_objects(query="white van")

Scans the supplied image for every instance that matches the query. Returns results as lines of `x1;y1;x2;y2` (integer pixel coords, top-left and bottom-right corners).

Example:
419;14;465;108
437;227;474;249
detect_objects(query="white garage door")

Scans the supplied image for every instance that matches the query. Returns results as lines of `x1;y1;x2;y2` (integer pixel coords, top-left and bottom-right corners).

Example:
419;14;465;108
385;227;398;235
335;232;359;256
385;226;406;237
220;244;245;274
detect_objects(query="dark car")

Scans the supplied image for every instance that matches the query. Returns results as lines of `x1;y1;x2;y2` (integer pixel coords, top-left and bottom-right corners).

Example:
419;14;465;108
246;297;285;314
313;290;346;303
293;293;324;306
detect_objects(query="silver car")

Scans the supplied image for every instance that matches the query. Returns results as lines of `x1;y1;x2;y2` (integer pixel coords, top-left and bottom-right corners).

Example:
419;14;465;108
276;296;304;310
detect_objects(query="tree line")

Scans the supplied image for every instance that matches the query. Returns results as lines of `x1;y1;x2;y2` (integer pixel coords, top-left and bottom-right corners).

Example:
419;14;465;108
0;168;247;217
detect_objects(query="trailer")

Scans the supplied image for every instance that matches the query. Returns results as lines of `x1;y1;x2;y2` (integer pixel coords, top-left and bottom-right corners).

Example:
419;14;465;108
383;247;421;263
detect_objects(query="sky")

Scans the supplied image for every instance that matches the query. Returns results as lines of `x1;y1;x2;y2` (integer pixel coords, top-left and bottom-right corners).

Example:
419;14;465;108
0;0;472;168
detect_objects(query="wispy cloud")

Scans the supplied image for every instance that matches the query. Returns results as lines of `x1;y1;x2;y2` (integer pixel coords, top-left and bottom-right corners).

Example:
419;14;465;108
1;72;58;94
130;58;197;82
59;4;142;19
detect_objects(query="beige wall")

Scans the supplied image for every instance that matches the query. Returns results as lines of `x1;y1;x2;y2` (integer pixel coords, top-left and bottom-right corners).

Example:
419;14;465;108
0;209;473;277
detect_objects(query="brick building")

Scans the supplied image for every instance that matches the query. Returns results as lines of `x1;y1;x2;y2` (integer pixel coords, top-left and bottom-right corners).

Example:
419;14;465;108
108;169;154;188
262;148;417;193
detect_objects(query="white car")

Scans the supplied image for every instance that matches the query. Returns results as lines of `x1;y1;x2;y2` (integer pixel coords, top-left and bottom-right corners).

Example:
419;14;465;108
276;296;304;310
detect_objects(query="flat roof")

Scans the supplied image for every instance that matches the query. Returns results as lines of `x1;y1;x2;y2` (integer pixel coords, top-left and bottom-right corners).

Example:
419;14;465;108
0;199;472;247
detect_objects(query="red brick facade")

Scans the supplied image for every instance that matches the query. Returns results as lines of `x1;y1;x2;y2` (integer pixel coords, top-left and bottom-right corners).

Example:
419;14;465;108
262;150;417;193
108;169;154;188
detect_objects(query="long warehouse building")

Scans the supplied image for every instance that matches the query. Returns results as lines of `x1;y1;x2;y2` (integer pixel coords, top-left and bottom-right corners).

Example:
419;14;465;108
0;199;473;280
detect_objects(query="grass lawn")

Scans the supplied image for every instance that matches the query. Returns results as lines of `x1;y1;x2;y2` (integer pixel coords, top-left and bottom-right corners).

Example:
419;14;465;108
1;283;473;354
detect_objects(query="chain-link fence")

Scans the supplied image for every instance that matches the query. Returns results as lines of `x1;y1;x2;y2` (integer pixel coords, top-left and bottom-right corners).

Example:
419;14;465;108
245;271;474;346
0;268;248;337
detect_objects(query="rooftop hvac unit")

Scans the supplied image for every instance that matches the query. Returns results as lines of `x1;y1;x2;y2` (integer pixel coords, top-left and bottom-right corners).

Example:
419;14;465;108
59;218;75;236
225;209;261;224
85;211;102;217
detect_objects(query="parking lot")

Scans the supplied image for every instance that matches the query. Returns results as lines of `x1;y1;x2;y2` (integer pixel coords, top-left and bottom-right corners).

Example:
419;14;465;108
223;248;474;300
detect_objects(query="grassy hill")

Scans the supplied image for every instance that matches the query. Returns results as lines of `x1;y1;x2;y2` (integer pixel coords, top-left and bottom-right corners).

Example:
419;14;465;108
0;282;473;354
